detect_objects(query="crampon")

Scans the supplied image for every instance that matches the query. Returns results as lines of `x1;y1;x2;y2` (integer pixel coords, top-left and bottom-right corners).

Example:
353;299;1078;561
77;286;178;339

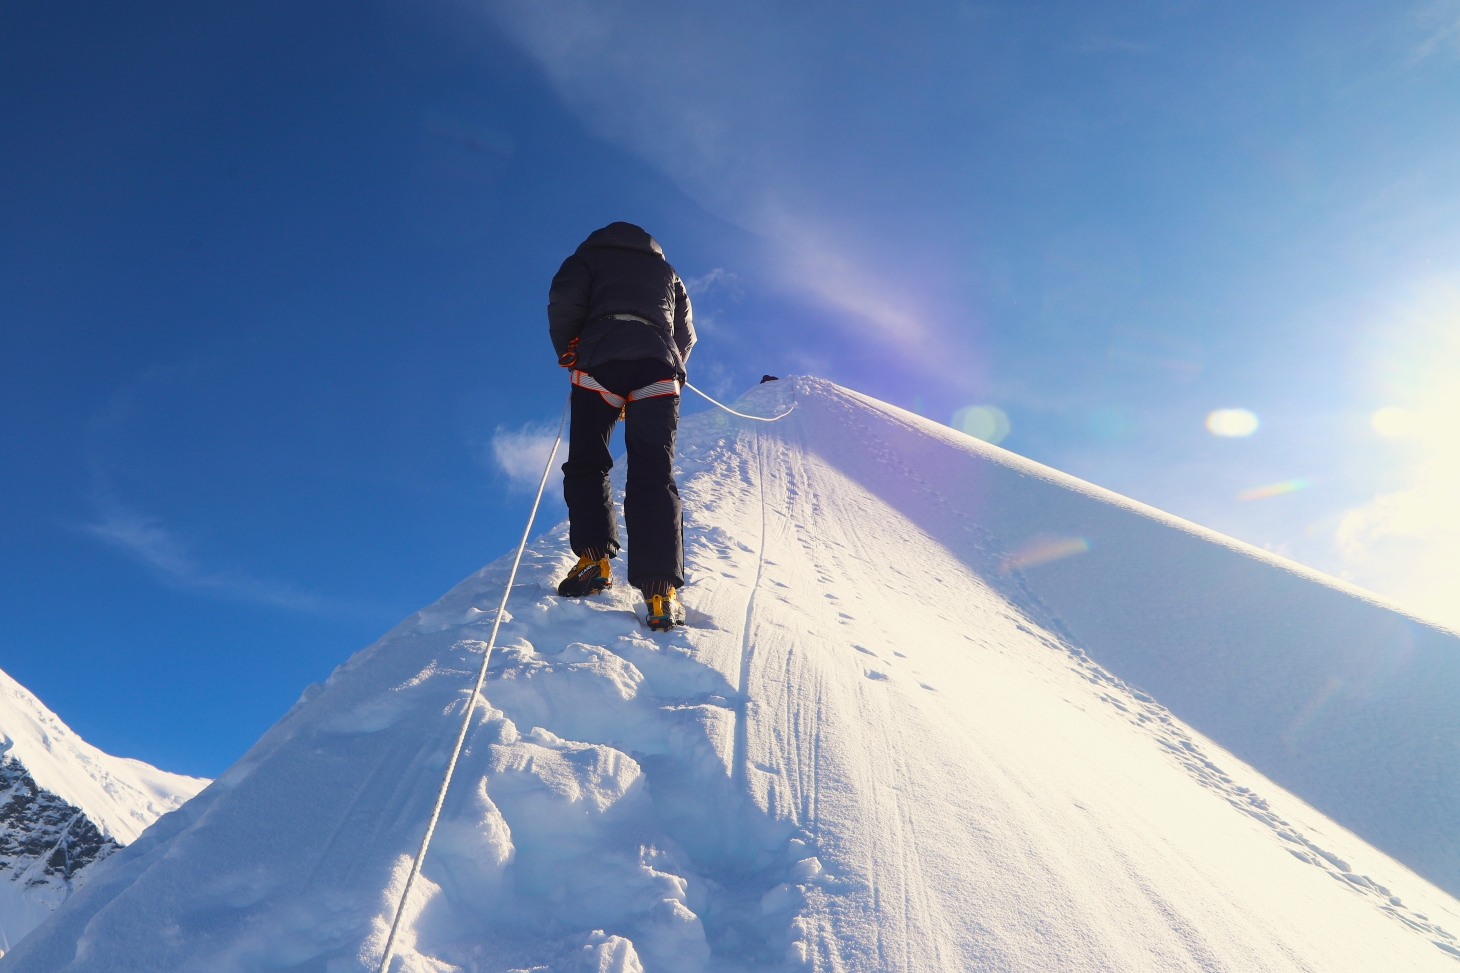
645;587;686;631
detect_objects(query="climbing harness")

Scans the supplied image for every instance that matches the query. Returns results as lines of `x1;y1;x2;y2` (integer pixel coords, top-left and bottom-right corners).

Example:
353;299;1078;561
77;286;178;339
570;369;681;409
375;394;569;973
684;382;795;421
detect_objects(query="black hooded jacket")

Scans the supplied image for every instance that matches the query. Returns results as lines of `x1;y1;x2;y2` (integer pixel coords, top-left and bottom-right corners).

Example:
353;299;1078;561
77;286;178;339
548;222;695;378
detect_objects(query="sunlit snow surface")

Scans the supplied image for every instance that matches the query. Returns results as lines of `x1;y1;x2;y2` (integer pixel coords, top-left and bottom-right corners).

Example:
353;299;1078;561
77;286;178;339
8;377;1460;972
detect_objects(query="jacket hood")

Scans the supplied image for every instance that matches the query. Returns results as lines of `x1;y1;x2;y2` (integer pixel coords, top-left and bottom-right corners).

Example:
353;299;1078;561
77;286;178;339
579;222;664;258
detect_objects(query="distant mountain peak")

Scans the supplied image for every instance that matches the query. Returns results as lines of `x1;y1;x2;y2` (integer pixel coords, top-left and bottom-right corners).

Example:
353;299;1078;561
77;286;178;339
0;667;209;952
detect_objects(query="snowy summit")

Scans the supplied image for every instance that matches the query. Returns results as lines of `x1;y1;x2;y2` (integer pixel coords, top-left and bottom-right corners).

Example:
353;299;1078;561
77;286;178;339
7;377;1460;972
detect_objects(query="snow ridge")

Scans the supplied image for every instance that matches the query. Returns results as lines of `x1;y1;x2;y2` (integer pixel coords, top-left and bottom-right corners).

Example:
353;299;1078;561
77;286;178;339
5;377;1460;972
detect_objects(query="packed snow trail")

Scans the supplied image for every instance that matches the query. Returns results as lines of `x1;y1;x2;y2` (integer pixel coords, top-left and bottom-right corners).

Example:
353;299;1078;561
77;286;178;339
6;377;1460;972
377;394;566;973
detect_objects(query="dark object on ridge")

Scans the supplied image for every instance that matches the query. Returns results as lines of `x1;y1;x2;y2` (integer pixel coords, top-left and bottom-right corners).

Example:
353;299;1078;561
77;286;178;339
548;221;696;381
761;375;779;383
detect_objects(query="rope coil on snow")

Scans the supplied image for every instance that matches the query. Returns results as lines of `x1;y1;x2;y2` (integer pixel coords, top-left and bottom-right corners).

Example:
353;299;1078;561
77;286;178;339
376;394;569;973
684;381;795;421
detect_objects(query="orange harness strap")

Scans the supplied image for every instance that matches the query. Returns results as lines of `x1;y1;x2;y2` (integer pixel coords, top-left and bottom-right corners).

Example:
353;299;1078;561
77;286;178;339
570;369;681;409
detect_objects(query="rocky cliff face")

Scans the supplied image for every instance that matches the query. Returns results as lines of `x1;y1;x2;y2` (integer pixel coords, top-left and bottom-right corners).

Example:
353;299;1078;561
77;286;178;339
0;755;119;899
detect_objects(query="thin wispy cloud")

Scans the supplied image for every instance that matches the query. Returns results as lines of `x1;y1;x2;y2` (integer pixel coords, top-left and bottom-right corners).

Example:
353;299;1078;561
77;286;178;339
82;363;348;617
683;267;740;295
84;502;338;614
86;361;204;437
1410;1;1460;63
483;0;966;375
489;422;564;491
682;268;743;336
765;215;944;366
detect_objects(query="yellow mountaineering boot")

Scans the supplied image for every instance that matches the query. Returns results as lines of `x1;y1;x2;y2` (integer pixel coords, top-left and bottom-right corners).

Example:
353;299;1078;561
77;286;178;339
557;550;612;597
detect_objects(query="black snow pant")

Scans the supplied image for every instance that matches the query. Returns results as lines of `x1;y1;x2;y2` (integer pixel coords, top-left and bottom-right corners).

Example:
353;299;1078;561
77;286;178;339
562;359;683;589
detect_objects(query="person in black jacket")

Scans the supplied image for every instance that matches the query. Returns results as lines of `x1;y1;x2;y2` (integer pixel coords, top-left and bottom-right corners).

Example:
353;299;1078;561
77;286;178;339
548;222;695;630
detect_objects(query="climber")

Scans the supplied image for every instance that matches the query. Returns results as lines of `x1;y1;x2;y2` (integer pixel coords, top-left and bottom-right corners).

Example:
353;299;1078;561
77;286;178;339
547;221;695;631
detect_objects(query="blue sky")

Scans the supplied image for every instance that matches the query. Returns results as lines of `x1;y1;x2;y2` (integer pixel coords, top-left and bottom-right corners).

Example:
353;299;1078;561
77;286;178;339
4;0;1458;778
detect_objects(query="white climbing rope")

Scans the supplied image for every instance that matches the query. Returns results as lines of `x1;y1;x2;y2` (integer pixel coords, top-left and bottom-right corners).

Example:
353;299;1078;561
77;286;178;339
684;381;795;421
377;378;780;970
376;394;569;973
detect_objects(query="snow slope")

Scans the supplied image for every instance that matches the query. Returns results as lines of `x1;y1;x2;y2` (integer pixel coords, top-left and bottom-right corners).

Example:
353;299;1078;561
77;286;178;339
7;376;1460;972
0;666;209;951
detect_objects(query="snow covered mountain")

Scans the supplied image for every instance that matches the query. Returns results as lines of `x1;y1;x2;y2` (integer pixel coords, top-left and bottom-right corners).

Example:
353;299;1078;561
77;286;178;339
0;666;208;954
7;376;1460;971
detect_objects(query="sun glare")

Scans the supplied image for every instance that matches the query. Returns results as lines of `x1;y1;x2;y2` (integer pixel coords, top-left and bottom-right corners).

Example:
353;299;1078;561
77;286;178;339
1370;406;1429;438
1335;282;1460;631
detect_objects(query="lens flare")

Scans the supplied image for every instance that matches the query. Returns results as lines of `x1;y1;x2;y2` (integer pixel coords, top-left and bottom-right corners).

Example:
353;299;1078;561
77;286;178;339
1206;408;1259;437
999;536;1091;573
1282;676;1342;752
952;404;1010;444
1236;478;1313;501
